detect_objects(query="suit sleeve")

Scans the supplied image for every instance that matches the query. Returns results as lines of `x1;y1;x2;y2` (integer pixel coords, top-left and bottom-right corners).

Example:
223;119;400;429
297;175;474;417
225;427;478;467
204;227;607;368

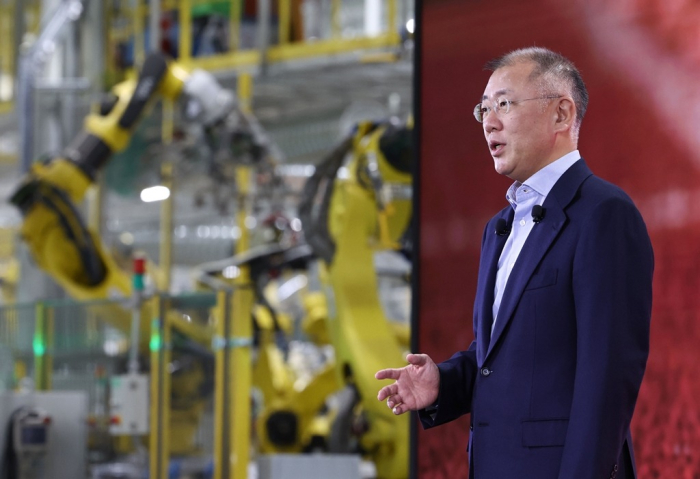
558;197;653;479
419;341;478;429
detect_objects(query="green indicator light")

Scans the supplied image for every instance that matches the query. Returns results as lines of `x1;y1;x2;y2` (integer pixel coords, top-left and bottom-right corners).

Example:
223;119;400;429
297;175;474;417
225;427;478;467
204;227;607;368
33;337;46;356
133;275;144;291
150;334;161;352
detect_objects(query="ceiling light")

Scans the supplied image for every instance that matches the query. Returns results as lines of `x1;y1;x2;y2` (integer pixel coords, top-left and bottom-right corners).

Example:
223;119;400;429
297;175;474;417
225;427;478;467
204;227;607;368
140;186;170;203
406;19;415;34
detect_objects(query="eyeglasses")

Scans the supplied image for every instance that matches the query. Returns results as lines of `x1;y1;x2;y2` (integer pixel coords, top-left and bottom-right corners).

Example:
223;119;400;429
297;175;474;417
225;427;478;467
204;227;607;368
473;96;562;123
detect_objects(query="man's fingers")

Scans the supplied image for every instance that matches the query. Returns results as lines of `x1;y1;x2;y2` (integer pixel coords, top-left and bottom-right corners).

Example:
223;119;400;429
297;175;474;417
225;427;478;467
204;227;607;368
375;368;401;381
406;353;428;366
377;386;390;401
387;393;402;409
392;403;408;415
377;383;398;401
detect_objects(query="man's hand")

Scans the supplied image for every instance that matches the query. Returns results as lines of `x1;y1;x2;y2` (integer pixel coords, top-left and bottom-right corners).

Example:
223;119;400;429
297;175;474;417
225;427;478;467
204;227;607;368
375;353;440;415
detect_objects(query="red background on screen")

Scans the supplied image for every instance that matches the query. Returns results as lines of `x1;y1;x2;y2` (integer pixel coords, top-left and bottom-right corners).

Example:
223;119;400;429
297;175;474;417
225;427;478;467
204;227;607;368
417;1;700;477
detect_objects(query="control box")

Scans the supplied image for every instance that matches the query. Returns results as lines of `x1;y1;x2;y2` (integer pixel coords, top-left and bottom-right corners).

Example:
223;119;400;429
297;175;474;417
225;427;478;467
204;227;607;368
109;374;149;435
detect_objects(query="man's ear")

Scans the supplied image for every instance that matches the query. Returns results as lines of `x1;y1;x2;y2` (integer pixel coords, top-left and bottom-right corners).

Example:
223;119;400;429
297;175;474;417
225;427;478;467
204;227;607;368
554;98;575;133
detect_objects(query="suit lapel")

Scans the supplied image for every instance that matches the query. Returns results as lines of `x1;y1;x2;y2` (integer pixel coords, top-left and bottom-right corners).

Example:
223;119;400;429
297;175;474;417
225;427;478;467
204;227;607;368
484;160;593;362
476;208;512;366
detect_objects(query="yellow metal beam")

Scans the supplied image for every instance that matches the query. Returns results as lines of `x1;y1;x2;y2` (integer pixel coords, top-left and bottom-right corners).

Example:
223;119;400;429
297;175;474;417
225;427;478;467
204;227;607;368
231;275;253;478
162;305;172;479
179;0;193;63
103;0;117;88
0;152;16;164
27;3;41;34
0;102;12;115
149;300;161;479
213;290;232;479
331;0;341;38
230;134;254;476
178;34;399;73
0;4;14;101
149;296;171;479
33;302;53;390
213;291;225;479
278;0;291;45
230;0;242;51
387;0;398;36
237;72;253;113
159;99;174;293
133;0;145;67
267;34;400;62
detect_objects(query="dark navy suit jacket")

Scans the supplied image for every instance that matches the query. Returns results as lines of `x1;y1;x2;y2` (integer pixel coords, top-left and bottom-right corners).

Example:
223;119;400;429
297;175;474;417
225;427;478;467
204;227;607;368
420;160;654;479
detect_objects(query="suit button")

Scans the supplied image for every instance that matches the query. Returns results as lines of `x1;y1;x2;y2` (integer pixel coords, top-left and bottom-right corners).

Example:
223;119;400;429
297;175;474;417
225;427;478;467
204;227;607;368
480;367;491;376
613;465;618;472
470;425;473;431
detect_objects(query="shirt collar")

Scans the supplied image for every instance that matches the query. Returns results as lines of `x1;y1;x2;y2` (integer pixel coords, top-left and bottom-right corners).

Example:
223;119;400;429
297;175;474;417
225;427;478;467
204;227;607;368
506;150;581;209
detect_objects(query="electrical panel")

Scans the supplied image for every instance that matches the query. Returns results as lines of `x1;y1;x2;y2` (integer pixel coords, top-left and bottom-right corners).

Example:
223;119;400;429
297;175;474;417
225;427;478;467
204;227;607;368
109;374;149;435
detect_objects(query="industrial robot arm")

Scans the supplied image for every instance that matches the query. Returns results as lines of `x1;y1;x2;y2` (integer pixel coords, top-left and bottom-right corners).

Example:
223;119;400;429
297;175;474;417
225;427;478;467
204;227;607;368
9;52;236;300
296;120;414;477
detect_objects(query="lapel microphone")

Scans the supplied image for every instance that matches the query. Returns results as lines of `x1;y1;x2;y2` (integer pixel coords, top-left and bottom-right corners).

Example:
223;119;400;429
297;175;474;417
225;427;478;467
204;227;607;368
532;205;546;223
495;218;510;236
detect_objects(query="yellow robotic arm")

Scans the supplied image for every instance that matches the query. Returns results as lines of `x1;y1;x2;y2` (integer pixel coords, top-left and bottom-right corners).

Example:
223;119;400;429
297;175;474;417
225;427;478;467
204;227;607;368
9;52;234;301
299;120;414;477
8;53;246;457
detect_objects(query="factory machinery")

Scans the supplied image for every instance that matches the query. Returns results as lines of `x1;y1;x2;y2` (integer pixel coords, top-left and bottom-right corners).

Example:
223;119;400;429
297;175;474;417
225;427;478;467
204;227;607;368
5;50;413;479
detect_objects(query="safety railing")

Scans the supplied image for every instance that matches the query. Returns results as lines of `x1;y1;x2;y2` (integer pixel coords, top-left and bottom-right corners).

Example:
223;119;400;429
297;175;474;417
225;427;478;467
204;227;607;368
110;0;403;75
0;302;36;390
0;289;254;479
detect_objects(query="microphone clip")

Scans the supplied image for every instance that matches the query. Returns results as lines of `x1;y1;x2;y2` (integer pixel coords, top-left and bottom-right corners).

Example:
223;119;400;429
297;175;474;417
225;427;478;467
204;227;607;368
532;205;546;224
495;218;510;236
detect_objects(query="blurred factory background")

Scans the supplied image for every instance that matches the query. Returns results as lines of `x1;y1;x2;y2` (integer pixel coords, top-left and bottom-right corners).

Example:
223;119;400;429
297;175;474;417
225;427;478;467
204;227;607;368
0;0;414;478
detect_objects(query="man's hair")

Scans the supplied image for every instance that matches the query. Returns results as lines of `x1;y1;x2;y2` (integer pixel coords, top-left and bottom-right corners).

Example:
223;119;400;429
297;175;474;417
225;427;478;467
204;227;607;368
485;47;588;133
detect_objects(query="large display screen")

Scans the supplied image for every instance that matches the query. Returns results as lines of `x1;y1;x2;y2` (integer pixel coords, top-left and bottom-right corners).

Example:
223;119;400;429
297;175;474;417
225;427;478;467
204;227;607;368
417;0;699;476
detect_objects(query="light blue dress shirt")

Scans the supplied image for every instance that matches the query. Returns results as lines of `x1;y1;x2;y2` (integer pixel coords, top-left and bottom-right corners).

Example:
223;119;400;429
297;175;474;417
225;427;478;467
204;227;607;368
491;150;581;333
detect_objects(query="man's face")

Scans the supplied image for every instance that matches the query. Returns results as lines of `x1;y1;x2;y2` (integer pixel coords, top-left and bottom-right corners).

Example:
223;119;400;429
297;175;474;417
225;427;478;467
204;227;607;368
481;61;559;183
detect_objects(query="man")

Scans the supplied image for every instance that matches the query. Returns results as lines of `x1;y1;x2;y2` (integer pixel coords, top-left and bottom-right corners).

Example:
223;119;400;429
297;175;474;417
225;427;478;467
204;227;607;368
375;47;654;479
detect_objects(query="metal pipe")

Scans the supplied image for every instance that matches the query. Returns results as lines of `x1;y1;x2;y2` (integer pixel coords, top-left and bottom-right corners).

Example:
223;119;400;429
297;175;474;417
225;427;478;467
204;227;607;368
18;0;84;172
257;0;271;74
12;0;25;82
128;291;142;374
34;76;91;91
62;14;79;146
17;58;35;173
149;0;160;52
133;0;145;66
